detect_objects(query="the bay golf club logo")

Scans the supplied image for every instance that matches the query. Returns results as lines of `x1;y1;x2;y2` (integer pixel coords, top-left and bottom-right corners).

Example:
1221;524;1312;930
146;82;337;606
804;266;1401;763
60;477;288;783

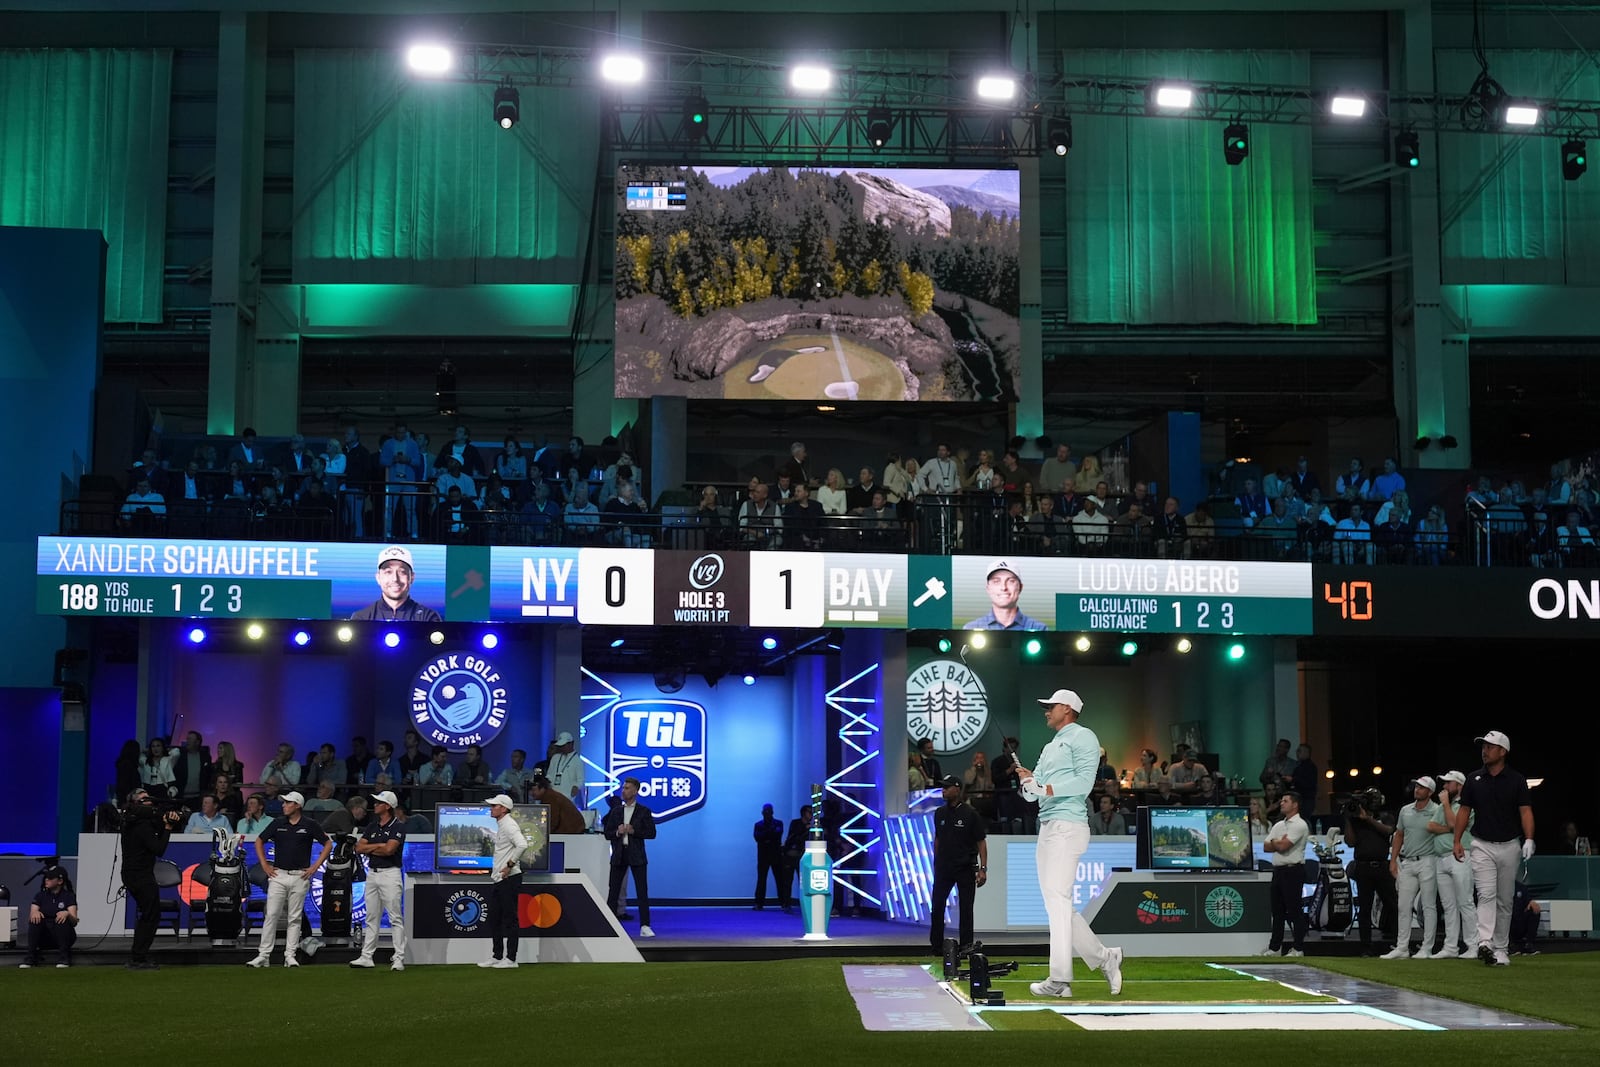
445;887;489;933
607;699;707;821
412;652;509;750
905;658;990;755
1204;885;1245;929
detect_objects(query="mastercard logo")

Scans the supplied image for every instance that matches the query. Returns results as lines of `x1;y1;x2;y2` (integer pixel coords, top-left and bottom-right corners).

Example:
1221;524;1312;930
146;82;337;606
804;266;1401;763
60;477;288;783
518;892;563;929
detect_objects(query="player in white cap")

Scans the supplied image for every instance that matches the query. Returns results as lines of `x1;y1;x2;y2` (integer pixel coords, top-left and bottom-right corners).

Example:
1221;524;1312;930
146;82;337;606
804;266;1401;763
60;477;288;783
1381;775;1448;959
480;794;527;968
1014;688;1123;998
962;559;1046;631
351;545;441;621
1434;770;1473;958
350;791;408;971
1453;730;1534;966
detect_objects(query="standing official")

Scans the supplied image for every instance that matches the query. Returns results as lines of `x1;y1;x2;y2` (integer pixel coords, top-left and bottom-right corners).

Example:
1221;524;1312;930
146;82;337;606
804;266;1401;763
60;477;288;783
1434;770;1474;958
1261;790;1310;957
1015;689;1124;998
479;794;527;969
246;791;331;968
752;804;785;910
603;777;657;938
781;805;812;913
928;775;987;955
1383;776;1448;959
350;790;407;971
120;788;182;970
1454;731;1535;966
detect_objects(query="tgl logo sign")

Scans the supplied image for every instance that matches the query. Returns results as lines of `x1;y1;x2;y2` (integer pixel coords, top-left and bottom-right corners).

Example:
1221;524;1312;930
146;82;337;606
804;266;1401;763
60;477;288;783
607;699;707;821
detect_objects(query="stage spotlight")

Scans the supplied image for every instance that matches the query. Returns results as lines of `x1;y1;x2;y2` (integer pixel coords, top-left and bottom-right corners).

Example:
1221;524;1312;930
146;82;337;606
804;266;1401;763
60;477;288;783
481;632;499;650
1120;640;1139;657
1175;638;1193;654
1372;765;1384;775
969;633;988;649
1073;635;1091;652
245;623;264;641
383;632;400;648
790;65;832;93
683;91;710;133
1503;102;1540;126
1395;129;1420;168
761;636;778;651
1324;769;1337;779
187;627;207;645
600;53;645;84
1046;115;1072;157
1152;83;1193;111
976;75;1016;101
866;102;894;149
1024;637;1043;657
292;630;311;647
405;43;452;75
1563;138;1587;181
1329;94;1367;118
610;637;625;649
429;630;445;645
1348;767;1361;777
742;674;756;686
1226;642;1246;661
1223;122;1249;165
1414;435;1433;451
336;625;354;643
936;637;953;653
493;82;520;129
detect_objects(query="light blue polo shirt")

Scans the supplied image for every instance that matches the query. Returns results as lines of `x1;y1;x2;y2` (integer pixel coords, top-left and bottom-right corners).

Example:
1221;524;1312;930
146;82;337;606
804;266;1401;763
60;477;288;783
1033;720;1099;824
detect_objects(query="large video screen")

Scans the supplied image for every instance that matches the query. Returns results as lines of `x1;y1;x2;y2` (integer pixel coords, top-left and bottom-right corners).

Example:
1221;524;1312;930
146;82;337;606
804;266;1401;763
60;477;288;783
1137;806;1253;872
614;165;1021;402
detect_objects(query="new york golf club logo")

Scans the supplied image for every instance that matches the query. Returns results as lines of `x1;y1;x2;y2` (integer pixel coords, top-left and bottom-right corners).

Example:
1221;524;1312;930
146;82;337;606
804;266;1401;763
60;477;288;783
446;887;489;933
412;652;509;750
607;699;707;821
905;658;989;755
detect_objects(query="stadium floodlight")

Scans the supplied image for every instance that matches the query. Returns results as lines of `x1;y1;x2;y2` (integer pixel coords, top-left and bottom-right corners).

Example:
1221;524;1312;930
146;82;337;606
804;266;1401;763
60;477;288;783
1563;138;1588;181
405;43;452;75
1395;129;1420;168
683;90;710;133
1152;84;1194;110
790;65;832;93
1503;103;1540;126
1047;115;1072;157
493;83;520;129
1223;122;1249;165
601;54;645;84
1329;94;1367;118
976;75;1016;101
866;102;894;148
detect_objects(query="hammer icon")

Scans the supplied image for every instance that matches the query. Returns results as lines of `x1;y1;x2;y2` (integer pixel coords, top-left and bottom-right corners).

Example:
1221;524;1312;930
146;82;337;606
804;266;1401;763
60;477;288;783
912;576;948;607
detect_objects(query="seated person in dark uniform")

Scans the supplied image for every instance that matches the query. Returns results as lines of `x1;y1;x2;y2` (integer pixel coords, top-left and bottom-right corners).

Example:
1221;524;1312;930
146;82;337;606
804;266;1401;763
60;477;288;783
23;865;78;968
350;545;441;622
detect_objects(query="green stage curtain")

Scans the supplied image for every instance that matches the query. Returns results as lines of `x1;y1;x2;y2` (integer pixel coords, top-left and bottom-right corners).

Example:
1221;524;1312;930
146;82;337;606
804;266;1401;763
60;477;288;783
292;49;601;285
1060;49;1316;325
1437;50;1600;286
0;49;172;323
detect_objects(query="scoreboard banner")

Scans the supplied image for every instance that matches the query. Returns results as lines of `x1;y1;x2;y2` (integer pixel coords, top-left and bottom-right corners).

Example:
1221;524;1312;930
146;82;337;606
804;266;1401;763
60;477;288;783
46;535;1592;638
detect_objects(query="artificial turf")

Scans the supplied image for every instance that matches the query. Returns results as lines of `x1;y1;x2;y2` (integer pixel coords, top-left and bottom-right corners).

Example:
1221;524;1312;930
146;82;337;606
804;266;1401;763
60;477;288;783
3;954;1598;1064
971;959;1333;1004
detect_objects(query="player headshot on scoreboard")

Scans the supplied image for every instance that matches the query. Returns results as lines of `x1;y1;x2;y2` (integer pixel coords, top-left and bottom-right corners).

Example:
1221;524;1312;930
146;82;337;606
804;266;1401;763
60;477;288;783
963;558;1046;631
350;545;442;622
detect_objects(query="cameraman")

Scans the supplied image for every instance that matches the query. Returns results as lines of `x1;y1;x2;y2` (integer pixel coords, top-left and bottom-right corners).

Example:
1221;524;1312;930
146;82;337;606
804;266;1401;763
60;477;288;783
121;788;183;969
1344;787;1398;956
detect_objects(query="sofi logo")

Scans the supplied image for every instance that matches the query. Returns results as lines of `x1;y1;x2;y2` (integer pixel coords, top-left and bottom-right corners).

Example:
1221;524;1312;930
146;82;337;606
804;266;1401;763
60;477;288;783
607;699;707;822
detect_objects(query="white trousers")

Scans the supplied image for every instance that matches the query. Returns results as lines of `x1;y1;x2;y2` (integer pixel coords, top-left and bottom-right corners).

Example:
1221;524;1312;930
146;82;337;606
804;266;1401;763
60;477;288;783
1036;819;1110;984
1471;838;1519;953
254;869;310;961
1435;850;1474;950
1394;857;1437;948
359;868;407;965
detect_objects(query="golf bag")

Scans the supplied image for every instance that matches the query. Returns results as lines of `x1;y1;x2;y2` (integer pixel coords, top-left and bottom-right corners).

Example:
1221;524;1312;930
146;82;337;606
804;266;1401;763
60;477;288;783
190;829;248;943
1308;832;1353;933
318;834;359;939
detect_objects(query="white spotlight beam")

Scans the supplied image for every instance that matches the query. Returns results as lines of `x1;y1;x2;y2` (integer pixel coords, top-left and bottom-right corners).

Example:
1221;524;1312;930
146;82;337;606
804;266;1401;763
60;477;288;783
976;75;1017;101
791;65;833;93
601;54;646;84
406;43;453;75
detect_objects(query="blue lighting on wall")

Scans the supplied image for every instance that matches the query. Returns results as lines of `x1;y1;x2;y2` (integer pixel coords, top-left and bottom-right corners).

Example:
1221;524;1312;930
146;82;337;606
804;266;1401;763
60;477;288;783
742;674;756;686
882;811;953;925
